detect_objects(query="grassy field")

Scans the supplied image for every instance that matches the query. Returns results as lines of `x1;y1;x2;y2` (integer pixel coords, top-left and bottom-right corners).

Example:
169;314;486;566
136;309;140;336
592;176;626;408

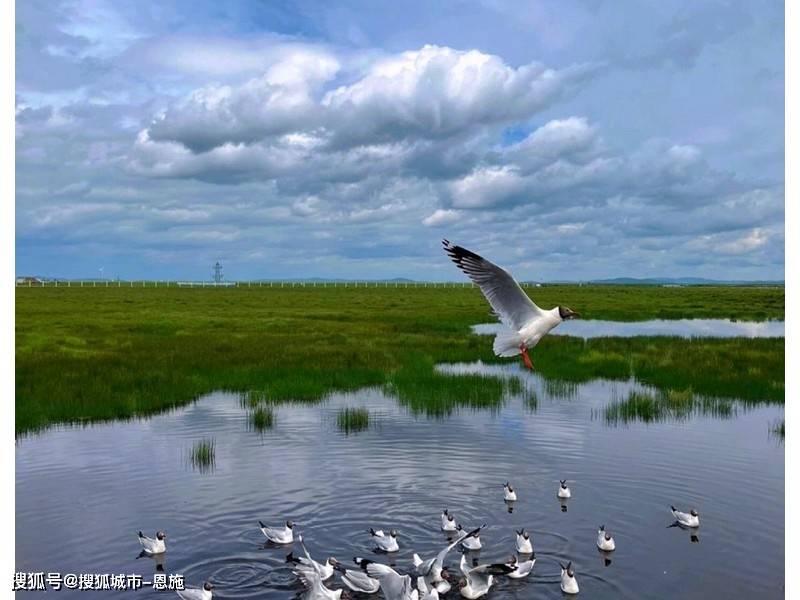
15;285;784;433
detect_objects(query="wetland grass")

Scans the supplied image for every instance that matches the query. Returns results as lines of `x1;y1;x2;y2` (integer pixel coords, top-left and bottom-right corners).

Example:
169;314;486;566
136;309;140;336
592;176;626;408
336;407;370;434
189;437;216;472
15;286;784;433
249;406;275;432
603;388;736;425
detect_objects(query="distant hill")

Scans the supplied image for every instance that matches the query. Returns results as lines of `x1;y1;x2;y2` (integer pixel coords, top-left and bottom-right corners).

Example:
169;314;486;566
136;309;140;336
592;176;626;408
584;277;784;286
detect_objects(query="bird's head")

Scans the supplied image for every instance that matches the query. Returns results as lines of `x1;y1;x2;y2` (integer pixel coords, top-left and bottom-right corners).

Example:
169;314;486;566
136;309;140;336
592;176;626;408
286;520;295;529
558;306;580;320
690;509;699;517
156;531;166;540
203;582;215;591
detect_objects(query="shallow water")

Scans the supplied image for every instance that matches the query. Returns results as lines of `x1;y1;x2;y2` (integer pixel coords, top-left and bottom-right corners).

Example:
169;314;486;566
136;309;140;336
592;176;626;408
16;368;783;599
471;318;784;339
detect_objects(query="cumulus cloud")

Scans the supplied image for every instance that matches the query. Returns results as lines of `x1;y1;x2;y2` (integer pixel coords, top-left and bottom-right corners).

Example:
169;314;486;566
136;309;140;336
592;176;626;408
320;45;593;147
146;48;340;152
134;45;594;165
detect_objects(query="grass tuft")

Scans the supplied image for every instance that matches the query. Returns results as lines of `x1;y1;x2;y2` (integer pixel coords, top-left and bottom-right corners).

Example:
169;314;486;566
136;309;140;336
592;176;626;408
336;407;370;434
603;388;738;425
189;437;216;472
249;406;274;432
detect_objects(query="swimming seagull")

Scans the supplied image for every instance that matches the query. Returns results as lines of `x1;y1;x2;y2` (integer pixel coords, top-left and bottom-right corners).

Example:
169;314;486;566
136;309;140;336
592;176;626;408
288;535;335;580
332;558;381;594
596;525;615;551
557;480;571;499
559;562;579;595
354;557;418;600
413;526;483;589
456;524;483;550
138;530;166;555
503;482;517;502
442;240;580;370
259;520;295;544
505;555;535;579
441;509;458;531
671;506;700;528
458;554;515;599
369;528;400;552
176;581;214;600
515;529;533;554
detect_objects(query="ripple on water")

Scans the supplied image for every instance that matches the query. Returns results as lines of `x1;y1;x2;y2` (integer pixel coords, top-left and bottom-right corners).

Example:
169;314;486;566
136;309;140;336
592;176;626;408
14;374;784;600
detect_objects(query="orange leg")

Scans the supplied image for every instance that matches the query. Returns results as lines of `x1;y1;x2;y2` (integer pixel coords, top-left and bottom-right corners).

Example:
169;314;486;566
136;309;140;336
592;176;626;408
519;344;534;371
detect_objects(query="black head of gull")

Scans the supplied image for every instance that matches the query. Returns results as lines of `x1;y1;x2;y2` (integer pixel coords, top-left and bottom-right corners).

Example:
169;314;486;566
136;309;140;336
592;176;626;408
558;306;581;320
560;561;575;578
156;531;166;540
203;582;215;591
690;509;699;517
286;520;295;528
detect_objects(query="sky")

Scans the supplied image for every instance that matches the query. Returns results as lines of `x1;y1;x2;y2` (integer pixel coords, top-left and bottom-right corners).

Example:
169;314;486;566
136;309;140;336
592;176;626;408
15;0;784;281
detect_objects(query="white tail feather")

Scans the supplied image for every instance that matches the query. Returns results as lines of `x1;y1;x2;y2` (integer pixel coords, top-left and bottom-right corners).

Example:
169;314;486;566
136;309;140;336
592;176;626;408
493;330;522;357
412;553;423;567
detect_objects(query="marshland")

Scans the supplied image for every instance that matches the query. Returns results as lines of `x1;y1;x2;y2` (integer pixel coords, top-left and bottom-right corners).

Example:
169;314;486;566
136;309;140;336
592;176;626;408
15;285;784;433
15;285;784;599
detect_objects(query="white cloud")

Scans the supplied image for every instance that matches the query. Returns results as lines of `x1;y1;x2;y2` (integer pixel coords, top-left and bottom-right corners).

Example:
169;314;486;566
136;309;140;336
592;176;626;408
321;45;592;147
448;165;525;208
422;208;462;226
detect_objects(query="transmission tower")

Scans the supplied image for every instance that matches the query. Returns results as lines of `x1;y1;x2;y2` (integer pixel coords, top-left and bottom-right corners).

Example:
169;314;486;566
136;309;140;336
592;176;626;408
212;261;223;283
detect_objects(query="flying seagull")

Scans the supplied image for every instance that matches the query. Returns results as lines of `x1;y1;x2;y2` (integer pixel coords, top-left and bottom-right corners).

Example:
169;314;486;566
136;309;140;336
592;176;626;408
442;240;579;370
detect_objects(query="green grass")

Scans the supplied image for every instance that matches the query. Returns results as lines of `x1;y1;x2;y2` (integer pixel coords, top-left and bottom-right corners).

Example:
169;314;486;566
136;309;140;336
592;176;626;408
189;437;216;471
249;406;275;431
15;285;784;433
336;407;371;434
603;388;737;425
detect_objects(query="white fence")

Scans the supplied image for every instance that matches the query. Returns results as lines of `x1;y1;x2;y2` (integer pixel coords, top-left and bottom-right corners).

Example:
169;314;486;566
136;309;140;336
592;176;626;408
14;280;506;289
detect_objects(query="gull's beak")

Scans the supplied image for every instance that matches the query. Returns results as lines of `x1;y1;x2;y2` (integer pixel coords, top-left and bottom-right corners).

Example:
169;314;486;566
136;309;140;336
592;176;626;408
569;310;581;319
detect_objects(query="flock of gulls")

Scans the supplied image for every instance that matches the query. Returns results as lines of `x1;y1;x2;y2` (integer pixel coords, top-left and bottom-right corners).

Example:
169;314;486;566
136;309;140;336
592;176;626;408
134;241;703;598
137;483;701;599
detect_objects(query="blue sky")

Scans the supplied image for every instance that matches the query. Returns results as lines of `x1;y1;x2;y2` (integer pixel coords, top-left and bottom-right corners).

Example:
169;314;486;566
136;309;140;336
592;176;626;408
15;0;784;281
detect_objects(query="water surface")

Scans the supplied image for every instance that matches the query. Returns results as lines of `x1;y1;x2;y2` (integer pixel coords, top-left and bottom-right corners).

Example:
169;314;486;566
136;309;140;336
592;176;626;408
471;318;784;339
16;370;783;599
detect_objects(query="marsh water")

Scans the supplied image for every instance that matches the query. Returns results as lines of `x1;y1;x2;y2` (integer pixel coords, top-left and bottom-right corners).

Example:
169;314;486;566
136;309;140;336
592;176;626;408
16;363;783;599
472;318;785;339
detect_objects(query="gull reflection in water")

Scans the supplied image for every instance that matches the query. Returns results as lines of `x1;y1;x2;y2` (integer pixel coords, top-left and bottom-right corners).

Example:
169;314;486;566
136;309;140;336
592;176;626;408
668;521;700;544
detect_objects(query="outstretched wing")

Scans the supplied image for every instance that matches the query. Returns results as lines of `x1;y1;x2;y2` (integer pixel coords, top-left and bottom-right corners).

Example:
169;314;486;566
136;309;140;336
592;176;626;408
443;240;543;331
365;562;407;598
434;525;481;571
